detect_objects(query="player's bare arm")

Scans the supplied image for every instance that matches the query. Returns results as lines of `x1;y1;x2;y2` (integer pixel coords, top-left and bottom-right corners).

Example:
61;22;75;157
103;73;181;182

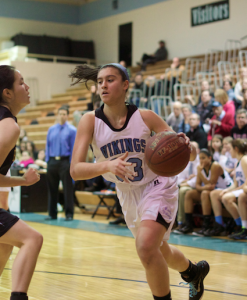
0;118;39;187
139;109;196;161
70;112;135;183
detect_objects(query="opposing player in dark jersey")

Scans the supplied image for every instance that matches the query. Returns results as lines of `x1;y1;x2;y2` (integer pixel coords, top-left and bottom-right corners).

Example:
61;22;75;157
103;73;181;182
0;65;42;300
69;63;210;300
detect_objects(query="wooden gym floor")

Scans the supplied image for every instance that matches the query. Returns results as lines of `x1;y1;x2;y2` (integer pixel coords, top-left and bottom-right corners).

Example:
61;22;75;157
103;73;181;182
0;213;247;300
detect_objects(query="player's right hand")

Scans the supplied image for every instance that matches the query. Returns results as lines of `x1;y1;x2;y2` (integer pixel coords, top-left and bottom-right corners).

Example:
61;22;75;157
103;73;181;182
108;152;136;183
22;168;40;186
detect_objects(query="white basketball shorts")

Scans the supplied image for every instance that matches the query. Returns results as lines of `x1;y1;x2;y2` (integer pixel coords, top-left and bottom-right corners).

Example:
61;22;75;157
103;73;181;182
0;170;11;192
116;176;178;241
231;189;244;198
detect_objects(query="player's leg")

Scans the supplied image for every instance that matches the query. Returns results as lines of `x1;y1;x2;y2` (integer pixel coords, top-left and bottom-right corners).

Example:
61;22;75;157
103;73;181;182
160;242;210;300
194;190;211;236
0;243;13;275
0;219;43;299
0;191;9;210
204;190;227;236
175;186;192;230
230;192;247;240
222;192;241;225
178;189;201;234
135;220;171;299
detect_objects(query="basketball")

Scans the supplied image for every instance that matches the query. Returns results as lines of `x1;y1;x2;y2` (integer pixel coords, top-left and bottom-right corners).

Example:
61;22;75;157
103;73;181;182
145;131;190;177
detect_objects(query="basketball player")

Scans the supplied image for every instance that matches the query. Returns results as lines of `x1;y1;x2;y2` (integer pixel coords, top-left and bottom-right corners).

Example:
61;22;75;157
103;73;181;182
70;63;210;300
178;149;233;236
209;139;247;239
0;65;43;300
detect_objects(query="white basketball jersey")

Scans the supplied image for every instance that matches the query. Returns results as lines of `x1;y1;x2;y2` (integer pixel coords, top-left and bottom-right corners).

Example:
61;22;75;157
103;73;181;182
225;151;238;169
235;157;246;187
201;164;233;189
91;104;163;191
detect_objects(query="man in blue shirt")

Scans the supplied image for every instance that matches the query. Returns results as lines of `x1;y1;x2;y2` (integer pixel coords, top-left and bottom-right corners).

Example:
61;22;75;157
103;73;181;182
45;106;77;221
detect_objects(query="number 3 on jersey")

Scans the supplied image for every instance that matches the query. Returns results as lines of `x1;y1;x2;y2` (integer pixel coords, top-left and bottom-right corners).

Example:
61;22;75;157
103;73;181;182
115;157;144;182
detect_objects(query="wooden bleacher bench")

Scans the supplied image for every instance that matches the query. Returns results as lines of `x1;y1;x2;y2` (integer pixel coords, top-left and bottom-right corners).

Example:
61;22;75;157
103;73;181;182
37;95;78;106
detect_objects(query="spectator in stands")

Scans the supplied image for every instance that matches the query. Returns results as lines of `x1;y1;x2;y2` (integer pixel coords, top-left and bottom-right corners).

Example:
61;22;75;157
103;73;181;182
241;89;247;110
34;150;47;169
223;80;235;101
174;141;200;231
166;101;183;132
120;60;131;79
160;57;185;98
207;101;235;143
215;88;235;118
141;76;156;107
19;128;28;143
184;80;214;107
208;139;247;238
26;140;38;160
45;106;77;221
19;140;27;154
224;73;234;84
186;113;208;149
178;149;233;236
129;73;144;107
19;151;35;168
234;67;247;102
196;90;214;129
139;40;168;71
198;80;214;104
178;104;192;133
231;108;247;139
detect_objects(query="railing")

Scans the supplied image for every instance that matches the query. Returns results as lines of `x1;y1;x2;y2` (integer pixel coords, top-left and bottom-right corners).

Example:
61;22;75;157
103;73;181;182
223;39;241;62
195;72;218;93
149;96;173;120
217;61;239;86
185;58;205;82
239;50;247;68
204;49;223;72
173;83;196;103
27;53;96;65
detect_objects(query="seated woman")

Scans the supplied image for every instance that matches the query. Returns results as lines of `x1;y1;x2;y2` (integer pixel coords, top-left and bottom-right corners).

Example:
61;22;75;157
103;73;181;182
178;148;233;236
34;150;47;169
19;151;34;168
208;138;247;237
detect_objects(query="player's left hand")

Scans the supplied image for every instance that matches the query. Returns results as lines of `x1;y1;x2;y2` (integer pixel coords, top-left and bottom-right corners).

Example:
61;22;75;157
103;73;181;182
177;132;191;147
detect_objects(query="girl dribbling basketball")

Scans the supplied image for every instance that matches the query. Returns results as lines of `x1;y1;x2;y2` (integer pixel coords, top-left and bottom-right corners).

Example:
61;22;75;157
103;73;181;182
70;63;210;300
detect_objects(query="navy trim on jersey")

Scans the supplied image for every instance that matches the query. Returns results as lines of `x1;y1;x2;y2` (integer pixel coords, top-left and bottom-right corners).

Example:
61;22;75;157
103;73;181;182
95;103;138;132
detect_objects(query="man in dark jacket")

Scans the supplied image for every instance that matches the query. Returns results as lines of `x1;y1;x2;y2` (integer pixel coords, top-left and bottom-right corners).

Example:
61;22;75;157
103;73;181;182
140;41;168;70
196;90;214;125
231;108;247;139
186;113;208;149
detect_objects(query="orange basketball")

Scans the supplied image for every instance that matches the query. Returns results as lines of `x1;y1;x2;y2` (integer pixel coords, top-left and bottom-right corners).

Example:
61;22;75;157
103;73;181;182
145;131;190;177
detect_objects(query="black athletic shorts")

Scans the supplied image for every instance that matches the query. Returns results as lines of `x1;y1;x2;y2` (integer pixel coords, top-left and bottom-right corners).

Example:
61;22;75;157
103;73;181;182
0;209;19;238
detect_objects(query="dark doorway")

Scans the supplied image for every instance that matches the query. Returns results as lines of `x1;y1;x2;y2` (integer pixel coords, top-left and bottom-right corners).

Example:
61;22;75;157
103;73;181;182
119;22;132;67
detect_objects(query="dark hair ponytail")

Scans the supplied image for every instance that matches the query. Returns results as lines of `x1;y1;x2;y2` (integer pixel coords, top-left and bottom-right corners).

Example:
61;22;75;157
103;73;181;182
231;138;247;154
69;63;129;90
69;64;100;89
0;65;16;105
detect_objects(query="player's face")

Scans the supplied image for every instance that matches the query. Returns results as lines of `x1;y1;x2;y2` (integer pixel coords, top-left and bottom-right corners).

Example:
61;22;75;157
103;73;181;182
12;71;30;106
212;138;221;151
199;153;211;168
229;144;236;158
97;67;128;104
223;141;231;152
